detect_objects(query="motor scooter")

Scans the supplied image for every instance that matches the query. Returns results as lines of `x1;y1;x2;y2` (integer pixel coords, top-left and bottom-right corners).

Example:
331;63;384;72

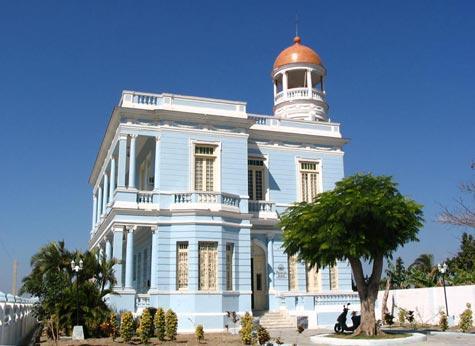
334;303;361;333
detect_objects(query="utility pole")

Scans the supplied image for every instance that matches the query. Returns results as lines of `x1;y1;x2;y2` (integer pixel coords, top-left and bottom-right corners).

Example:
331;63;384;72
11;259;17;295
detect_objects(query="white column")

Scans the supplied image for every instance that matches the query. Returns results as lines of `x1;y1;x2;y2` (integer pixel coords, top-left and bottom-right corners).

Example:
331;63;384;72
109;157;116;204
154;136;160;191
283;71;288;98
125;226;135;289
306;69;313;95
105;239;112;261
273;80;277;97
128;135;137;189
99;246;104;264
150;226;159;290
117;135;127;188
112;227;124;288
105;238;112;289
97;186;103;218
267;236;275;290
102;174;108;213
91;193;97;229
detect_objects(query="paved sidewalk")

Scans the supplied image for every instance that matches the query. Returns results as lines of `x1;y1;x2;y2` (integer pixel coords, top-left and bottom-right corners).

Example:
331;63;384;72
268;328;475;345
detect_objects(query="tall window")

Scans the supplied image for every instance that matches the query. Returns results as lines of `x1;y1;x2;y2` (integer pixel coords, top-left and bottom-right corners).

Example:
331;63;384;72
194;146;216;191
176;242;188;290
199;242;218;291
329;265;338;291
288;255;298;291
299;161;320;202
306;264;322;292
248;158;264;200
226;243;234;290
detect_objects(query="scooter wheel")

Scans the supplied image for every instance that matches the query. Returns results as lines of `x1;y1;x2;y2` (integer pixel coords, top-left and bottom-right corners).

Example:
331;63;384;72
334;323;343;334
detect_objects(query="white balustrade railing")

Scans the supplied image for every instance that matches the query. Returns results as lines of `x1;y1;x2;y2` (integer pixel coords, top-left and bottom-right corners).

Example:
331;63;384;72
0;292;38;346
136;294;151;309
173;192;240;208
137;191;154;204
274;87;325;104
249;200;276;213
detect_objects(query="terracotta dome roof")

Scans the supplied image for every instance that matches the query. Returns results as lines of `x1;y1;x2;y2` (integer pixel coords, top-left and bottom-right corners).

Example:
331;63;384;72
273;36;322;69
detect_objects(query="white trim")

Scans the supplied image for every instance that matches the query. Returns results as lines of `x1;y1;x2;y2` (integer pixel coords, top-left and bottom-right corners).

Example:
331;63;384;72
249;142;344;155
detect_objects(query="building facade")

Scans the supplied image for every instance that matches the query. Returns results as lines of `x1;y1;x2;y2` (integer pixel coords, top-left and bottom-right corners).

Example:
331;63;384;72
88;36;357;331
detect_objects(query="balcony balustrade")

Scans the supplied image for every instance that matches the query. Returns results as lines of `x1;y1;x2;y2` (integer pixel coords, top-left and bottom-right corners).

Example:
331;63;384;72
274;87;325;105
173;191;240;208
137;191;154;204
248;200;277;218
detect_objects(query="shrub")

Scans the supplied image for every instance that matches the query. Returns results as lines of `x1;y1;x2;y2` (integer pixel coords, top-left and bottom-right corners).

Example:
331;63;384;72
195;324;204;343
120;311;134;342
154;308;166;340
398;308;407;324
407;310;415;324
109;312;119;340
257;325;270;345
165;309;178;340
239;312;253;345
459;303;473;333
384;313;395;326
439;310;448;331
137;308;154;344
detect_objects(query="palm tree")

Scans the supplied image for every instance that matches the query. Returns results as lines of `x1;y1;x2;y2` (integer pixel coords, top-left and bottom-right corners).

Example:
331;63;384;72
408;253;439;287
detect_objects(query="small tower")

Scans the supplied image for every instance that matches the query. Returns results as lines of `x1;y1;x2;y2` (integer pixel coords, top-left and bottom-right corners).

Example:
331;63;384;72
272;36;328;121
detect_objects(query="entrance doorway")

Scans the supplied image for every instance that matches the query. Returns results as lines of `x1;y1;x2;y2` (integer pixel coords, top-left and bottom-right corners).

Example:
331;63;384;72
251;242;268;311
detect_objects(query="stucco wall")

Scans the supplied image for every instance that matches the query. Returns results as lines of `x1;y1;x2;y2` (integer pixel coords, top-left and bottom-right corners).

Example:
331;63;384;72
376;284;475;325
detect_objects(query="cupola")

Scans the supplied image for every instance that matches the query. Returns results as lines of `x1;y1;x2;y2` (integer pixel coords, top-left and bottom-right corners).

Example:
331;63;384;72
272;36;329;121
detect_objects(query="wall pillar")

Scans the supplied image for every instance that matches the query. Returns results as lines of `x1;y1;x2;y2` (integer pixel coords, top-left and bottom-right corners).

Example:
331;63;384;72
91;193;97;230
117;135;127;188
154;136;160;191
128;135;137;189
125;226;135;289
102;174;108;214
267;236;275;290
149;226;159;290
112;227;124;288
109;157;116;204
105;238;112;289
97;186;103;218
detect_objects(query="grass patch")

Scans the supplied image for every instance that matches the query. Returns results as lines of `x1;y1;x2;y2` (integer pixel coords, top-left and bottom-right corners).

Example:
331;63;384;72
328;332;411;340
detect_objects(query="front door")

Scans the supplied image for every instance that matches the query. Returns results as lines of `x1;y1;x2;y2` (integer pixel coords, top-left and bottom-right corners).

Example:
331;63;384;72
251;243;268;311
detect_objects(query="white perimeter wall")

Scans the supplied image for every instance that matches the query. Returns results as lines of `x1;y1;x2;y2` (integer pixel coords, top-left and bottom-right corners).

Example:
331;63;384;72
376;284;475;325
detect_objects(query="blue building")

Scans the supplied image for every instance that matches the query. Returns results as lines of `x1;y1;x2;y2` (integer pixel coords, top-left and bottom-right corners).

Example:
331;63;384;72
88;36;357;331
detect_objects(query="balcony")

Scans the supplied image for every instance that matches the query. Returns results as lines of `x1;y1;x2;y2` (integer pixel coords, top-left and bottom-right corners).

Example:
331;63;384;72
171;191;240;212
248;200;277;219
274;87;325;105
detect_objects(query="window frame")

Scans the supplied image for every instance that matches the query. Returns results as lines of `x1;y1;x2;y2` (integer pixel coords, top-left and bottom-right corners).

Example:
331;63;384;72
306;264;322;293
198;241;218;291
248;157;267;201
190;141;221;192
176;241;189;290
296;159;323;202
288;255;298;291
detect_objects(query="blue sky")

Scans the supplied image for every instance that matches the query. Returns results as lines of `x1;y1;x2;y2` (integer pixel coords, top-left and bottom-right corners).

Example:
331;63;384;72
0;1;473;292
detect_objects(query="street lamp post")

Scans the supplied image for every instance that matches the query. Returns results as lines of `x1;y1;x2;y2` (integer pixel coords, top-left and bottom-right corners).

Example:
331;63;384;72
438;262;449;318
71;258;84;340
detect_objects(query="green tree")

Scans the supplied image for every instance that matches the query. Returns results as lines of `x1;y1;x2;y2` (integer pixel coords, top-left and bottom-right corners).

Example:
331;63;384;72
446;233;475;285
20;241;117;338
280;174;423;336
407;253;438;287
385;257;409;289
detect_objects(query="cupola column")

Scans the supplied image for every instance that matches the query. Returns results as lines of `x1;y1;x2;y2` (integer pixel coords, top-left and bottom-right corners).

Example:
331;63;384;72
273;81;277;98
282;71;288;99
306;69;313;95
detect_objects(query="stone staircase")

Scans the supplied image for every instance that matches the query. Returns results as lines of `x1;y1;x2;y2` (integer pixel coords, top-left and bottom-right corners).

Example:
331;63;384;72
257;310;296;329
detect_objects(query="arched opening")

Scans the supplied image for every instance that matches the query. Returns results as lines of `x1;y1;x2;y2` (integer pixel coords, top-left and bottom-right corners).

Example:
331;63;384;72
251;241;268;311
